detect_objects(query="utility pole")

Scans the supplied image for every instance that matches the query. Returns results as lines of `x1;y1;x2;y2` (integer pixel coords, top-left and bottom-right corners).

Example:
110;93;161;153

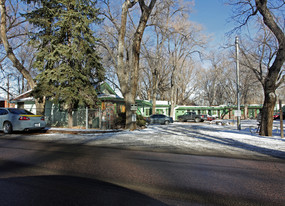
235;36;241;130
7;74;10;108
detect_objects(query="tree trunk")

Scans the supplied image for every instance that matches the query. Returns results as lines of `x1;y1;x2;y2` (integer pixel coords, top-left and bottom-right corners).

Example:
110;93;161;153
152;95;156;115
151;69;158;115
252;0;285;136
170;82;177;119
68;108;73;128
244;105;248;119
260;90;276;136
116;0;156;130
255;0;285;136
35;98;46;115
125;93;136;130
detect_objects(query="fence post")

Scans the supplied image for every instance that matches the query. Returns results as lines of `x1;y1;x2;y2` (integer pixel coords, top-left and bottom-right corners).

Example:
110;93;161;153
86;107;88;129
99;107;102;129
279;100;284;138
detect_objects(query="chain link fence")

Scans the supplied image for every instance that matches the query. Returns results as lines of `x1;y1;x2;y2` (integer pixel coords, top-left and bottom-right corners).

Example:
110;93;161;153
44;107;116;129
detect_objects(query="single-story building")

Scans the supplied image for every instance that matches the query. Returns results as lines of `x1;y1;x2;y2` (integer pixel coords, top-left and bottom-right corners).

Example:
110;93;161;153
10;82;152;128
10;82;280;128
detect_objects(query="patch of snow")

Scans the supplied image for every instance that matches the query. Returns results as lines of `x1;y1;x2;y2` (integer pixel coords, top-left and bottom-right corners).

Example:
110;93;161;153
3;119;285;160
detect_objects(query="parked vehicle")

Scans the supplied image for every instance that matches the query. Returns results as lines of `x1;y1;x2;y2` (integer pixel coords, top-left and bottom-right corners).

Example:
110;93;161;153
146;114;173;125
207;116;216;121
0;108;46;134
177;112;207;122
273;112;285;120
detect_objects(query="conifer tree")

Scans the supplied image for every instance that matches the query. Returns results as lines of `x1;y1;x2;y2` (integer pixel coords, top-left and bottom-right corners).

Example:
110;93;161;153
23;0;105;127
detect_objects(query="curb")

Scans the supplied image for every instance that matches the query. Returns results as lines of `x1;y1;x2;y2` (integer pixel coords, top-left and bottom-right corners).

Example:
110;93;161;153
43;128;122;135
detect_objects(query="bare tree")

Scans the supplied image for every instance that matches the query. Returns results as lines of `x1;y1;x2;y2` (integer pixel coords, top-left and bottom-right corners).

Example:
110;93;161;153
120;0;157;129
198;51;235;106
139;0;195;114
238;45;264;105
0;0;45;113
230;0;285;136
0;0;35;89
100;0;156;129
164;16;207;117
139;0;171;113
197;47;263;109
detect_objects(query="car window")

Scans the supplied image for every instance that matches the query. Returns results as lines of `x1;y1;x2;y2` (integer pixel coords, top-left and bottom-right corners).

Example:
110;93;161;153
8;108;34;115
0;109;8;115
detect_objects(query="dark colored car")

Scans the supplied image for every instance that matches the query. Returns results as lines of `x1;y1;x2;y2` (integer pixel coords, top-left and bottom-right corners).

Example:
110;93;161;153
146;114;173;125
0;108;46;134
273;112;285;120
177;112;207;122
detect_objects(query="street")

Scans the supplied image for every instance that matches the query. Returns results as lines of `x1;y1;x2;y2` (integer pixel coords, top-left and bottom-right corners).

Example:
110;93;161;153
0;135;285;206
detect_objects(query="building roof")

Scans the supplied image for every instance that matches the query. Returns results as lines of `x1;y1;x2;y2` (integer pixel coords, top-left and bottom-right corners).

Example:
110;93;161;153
12;90;33;101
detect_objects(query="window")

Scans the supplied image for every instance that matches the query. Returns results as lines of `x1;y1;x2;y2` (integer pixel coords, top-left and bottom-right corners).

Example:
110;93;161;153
17;102;24;109
8;108;34;115
146;109;150;116
0;109;8;115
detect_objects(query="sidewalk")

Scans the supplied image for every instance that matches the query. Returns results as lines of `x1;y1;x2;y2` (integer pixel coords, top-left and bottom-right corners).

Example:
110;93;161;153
44;127;122;134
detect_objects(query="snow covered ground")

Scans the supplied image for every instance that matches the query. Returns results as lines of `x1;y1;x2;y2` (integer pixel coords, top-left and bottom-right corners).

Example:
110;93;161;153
3;120;285;161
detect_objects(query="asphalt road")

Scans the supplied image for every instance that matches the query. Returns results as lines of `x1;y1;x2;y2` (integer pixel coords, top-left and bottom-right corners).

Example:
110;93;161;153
0;136;285;206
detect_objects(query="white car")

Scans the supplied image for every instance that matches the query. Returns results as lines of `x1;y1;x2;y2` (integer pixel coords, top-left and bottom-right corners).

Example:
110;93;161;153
0;108;46;134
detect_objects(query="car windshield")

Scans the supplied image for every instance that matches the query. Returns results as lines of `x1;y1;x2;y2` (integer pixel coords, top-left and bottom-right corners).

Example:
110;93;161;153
8;108;34;115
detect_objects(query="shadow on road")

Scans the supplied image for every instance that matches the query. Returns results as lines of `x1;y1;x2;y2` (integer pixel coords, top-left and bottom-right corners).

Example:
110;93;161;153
156;124;285;160
0;173;167;206
0;137;284;206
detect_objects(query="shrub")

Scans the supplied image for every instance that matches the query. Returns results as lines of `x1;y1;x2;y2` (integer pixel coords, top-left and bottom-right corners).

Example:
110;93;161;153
114;113;146;128
114;112;126;128
136;114;146;127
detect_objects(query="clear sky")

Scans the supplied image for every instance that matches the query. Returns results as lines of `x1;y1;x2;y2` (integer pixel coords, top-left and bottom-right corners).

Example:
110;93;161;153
190;0;234;47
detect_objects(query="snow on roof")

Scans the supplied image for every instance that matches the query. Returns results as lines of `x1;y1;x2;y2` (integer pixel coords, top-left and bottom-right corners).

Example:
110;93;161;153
156;101;170;105
12;90;33;101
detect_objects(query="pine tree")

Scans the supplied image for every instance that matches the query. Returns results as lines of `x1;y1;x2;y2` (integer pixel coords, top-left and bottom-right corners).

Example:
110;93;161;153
23;0;105;127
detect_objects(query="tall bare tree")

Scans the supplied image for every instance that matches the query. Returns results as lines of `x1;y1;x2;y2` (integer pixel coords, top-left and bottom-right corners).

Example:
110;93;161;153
0;0;35;89
138;18;206;115
0;0;45;113
165;16;207;117
100;0;156;129
119;0;156;129
139;0;172;114
198;51;234;106
230;0;285;136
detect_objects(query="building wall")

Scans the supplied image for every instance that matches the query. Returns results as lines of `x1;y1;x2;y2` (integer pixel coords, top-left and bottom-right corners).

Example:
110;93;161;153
154;104;263;121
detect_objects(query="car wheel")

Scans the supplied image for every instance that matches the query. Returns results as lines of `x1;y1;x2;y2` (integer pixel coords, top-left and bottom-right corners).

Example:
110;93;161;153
3;121;13;134
164;120;170;125
194;118;200;123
